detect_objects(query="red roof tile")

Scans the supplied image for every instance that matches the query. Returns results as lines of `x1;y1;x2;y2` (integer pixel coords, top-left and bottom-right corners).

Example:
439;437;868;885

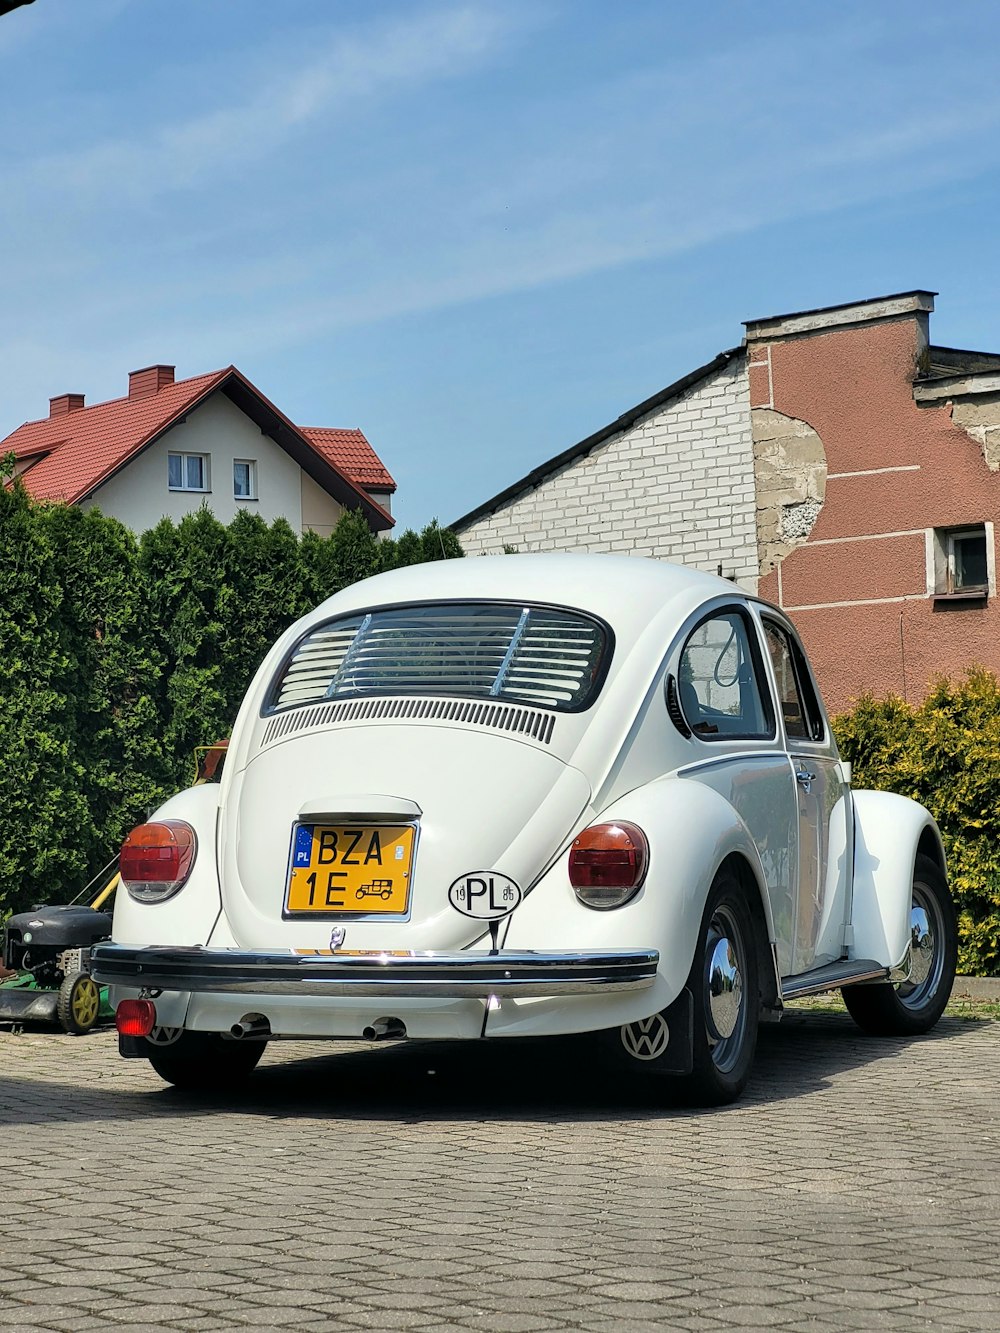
4;370;228;504
2;371;395;528
299;427;396;491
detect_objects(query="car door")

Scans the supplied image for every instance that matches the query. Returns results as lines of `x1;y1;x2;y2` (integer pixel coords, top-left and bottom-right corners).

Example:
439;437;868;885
675;604;798;978
760;616;852;976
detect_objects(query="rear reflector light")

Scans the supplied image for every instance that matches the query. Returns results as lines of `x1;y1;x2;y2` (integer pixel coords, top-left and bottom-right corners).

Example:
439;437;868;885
568;821;649;910
120;820;196;903
116;998;156;1037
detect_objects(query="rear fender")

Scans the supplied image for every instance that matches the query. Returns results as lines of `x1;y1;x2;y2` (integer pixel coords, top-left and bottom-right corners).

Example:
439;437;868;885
111;784;223;948
850;790;945;969
498;776;780;1032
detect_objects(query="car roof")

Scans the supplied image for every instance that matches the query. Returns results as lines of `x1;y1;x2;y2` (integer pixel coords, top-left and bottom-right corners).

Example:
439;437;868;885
317;553;742;639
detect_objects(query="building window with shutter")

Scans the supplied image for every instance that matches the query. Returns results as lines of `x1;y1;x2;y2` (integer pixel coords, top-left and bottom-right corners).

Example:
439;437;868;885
168;452;210;492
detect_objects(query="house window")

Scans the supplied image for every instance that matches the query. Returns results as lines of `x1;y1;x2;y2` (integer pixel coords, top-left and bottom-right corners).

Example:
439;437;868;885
168;452;209;492
933;525;990;598
234;460;257;500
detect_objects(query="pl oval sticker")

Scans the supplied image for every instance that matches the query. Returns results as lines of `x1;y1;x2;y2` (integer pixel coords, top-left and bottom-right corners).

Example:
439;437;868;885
448;871;523;920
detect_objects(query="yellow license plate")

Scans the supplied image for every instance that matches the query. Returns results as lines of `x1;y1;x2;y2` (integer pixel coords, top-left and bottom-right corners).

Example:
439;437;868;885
285;824;415;916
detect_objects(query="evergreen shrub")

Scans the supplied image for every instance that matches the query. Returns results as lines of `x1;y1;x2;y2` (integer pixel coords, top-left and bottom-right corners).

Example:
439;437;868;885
0;472;462;917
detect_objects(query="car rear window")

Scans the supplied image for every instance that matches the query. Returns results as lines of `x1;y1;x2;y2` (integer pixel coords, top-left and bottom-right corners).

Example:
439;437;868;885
268;602;610;713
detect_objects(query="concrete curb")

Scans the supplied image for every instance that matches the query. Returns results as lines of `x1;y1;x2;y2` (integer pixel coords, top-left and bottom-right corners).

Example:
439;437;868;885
952;975;1000;1001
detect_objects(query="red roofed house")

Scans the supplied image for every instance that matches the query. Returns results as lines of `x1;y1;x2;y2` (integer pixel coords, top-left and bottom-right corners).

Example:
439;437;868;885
2;364;396;538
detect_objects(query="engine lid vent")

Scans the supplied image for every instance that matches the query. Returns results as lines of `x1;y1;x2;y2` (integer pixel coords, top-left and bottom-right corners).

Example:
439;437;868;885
259;695;556;749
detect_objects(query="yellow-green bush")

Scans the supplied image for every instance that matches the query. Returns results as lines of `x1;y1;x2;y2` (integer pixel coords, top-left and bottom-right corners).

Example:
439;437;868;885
834;670;1000;976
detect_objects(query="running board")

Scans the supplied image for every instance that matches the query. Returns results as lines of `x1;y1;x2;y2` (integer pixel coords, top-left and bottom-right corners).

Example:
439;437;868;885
781;959;888;1001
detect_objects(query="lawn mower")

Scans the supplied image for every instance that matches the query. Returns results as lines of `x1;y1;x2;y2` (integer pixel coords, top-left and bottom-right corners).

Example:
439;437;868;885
0;871;117;1033
0;740;229;1035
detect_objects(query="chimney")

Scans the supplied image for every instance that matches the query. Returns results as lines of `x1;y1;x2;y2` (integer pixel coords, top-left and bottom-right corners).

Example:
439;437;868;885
49;393;85;417
128;364;176;399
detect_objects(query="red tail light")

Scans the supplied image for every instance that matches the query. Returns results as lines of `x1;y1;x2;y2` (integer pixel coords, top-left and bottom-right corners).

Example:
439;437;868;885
116;998;157;1037
569;821;648;909
120;820;196;903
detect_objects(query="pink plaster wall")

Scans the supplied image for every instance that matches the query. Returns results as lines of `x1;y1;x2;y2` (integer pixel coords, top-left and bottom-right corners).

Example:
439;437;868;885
758;316;1000;713
779;531;927;607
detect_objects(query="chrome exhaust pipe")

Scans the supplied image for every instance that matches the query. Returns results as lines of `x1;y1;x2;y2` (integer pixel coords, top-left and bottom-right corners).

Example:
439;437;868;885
362;1017;407;1041
229;1016;271;1040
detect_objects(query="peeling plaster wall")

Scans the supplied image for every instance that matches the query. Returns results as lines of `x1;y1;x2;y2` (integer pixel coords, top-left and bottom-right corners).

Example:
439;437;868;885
952;395;1000;472
748;315;1000;713
752;408;827;576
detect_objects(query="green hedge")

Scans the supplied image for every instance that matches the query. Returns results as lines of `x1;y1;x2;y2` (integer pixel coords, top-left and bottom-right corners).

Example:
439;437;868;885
0;472;462;917
833;670;1000;976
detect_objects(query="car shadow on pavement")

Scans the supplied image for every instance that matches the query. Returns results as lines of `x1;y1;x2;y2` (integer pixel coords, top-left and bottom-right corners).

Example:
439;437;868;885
1;1011;988;1126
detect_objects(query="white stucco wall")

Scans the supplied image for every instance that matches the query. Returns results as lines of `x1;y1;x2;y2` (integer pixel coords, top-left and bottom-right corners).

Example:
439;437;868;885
85;391;304;533
455;355;759;589
300;470;345;538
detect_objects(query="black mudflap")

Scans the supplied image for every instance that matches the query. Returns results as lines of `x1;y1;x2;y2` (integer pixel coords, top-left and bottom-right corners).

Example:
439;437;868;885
118;1033;150;1059
598;987;694;1076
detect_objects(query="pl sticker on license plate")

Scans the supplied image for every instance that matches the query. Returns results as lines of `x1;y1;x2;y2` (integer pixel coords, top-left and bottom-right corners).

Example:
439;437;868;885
285;823;415;916
448;871;523;920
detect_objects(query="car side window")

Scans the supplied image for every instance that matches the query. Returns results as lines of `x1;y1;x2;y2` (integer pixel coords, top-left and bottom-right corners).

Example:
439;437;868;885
762;620;825;742
677;609;774;740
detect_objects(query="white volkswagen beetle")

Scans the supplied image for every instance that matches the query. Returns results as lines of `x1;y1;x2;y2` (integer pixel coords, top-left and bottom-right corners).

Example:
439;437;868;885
93;555;957;1104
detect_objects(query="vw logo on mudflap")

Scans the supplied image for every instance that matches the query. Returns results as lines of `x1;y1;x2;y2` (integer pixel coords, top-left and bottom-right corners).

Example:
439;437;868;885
146;1025;183;1047
620;1013;670;1061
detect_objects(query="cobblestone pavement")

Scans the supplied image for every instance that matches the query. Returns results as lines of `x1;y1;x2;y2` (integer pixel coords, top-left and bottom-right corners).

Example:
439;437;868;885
1;1012;999;1332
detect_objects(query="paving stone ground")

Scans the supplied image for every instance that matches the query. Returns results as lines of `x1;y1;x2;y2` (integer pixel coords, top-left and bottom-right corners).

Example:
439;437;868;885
0;1012;998;1331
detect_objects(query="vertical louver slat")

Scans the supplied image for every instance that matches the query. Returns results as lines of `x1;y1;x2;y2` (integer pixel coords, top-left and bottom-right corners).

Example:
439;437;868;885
274;617;363;707
270;603;606;713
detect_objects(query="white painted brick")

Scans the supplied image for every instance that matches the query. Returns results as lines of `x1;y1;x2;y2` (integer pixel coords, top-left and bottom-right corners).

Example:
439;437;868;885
457;357;758;579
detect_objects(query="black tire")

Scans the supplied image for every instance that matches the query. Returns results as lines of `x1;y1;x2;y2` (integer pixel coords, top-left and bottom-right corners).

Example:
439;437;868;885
842;853;957;1036
146;1032;267;1089
680;869;760;1105
57;971;102;1035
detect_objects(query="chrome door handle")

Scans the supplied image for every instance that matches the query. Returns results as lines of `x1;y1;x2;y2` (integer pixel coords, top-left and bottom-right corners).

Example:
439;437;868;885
795;769;816;792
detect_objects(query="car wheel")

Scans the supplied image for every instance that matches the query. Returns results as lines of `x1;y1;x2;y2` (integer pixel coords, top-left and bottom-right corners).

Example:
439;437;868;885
681;870;759;1105
842;853;957;1036
57;971;102;1034
146;1032;267;1090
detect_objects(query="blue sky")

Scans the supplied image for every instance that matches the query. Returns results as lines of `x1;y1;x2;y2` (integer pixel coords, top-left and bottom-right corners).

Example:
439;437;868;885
3;0;1000;531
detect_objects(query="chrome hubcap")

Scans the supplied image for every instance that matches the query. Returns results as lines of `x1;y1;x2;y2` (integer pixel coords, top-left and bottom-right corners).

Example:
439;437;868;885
704;906;747;1072
909;905;933;987
898;882;944;1011
706;936;742;1039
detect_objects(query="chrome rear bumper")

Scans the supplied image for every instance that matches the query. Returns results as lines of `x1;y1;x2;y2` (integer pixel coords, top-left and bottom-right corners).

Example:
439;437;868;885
91;943;659;999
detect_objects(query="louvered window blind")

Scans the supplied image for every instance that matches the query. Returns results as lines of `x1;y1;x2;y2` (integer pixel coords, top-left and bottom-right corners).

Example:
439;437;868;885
270;604;608;712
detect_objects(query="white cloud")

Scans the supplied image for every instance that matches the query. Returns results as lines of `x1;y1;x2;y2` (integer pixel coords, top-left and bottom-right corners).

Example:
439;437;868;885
11;5;520;203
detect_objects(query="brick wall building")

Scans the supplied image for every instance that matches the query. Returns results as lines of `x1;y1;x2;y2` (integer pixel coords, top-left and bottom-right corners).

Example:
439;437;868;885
748;294;1000;711
453;291;1000;712
455;350;758;587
